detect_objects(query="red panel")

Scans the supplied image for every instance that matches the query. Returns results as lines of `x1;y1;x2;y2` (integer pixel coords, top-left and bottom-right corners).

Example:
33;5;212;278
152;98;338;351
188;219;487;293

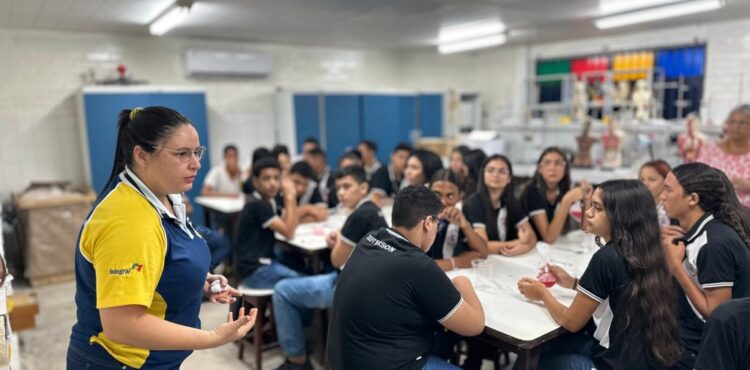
572;56;610;81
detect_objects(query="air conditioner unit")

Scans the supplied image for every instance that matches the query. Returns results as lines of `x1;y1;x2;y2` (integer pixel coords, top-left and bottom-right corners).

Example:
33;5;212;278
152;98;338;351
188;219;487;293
183;48;272;77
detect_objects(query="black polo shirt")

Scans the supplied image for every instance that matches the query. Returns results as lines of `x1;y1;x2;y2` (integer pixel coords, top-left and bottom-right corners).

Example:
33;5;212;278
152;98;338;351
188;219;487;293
235;192;282;279
674;213;750;364
328;228;463;370
576;243;668;370
426;221;468;260
463;193;528;242
694;297;750;370
370;164;401;197
339;199;388;249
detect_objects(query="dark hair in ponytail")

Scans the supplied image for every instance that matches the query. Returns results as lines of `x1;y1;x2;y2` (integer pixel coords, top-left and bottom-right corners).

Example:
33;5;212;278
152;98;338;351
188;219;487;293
100;106;192;198
597;180;682;366
673;163;750;248
477;155;520;241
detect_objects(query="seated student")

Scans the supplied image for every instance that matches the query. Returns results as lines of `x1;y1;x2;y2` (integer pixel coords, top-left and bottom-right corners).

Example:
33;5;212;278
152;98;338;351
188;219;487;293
358;140;382;179
273;144;292;176
288;161;328;222
639;159;672;226
301;137;319;156
462;149;487;196
518;180;682;370
427;169;488;271
694;297;750;370
659;163;750;369
523;147;591;244
242;147;274;194
328;185;485;370
324;151;364;210
303;147;333;207
465;155;537;257
370;143;412;205
201;144;246;196
404;148;443;187
235;158;301;289
272;166;387;370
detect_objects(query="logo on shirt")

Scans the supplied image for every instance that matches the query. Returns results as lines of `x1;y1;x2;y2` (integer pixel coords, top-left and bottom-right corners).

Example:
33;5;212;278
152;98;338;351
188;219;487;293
366;234;395;253
109;262;144;276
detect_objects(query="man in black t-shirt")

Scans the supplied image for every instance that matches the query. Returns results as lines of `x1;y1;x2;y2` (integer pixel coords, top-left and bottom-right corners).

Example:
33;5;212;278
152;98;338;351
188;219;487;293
328;185;485;370
287;161;327;222
272;166;387;370
370;143;412;205
695;297;750;370
235;158;301;289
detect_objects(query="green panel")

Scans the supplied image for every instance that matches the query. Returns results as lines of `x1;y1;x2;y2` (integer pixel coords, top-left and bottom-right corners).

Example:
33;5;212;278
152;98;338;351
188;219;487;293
536;60;571;76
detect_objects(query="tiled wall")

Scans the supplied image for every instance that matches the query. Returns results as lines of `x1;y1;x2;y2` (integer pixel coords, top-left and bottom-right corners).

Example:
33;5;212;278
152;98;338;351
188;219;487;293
2;17;750;196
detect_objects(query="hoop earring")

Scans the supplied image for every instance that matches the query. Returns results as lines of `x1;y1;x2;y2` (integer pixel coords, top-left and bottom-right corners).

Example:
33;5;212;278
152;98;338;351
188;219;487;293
595;236;605;248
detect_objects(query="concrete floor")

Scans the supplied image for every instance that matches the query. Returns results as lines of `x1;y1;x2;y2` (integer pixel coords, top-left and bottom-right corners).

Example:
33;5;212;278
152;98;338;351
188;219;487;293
16;280;508;370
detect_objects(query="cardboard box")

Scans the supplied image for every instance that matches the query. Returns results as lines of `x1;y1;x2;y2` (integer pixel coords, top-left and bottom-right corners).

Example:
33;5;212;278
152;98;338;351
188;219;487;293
8;292;39;332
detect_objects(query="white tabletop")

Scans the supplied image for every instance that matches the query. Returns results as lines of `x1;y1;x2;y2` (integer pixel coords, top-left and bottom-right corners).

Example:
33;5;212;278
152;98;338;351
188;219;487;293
194;195;244;214
447;231;596;342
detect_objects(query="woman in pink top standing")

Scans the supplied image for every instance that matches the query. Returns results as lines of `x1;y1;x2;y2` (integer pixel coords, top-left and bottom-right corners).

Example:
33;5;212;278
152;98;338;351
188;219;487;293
697;104;750;207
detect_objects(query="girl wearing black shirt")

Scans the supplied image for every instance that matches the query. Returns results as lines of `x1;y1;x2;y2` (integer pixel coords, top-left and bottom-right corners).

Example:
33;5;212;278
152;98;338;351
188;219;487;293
465;155;536;256
523;147;591;243
518;180;682;370
428;169;488;271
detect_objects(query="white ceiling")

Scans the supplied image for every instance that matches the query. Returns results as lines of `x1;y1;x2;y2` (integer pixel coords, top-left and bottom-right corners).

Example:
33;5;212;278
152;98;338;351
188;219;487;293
1;0;750;50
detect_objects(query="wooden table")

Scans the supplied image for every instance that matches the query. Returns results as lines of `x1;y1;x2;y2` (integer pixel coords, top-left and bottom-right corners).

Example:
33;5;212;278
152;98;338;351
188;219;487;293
446;231;596;370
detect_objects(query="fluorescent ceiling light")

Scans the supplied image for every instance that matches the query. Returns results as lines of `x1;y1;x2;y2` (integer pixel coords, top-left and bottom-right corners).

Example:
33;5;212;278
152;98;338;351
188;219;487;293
149;5;190;36
438;34;507;54
599;0;683;14
595;0;723;29
438;20;506;44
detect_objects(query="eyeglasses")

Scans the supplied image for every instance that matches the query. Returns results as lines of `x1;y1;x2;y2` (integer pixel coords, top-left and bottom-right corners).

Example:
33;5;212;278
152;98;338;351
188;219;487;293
540;159;566;168
485;167;510;176
726;118;750;127
153;146;207;163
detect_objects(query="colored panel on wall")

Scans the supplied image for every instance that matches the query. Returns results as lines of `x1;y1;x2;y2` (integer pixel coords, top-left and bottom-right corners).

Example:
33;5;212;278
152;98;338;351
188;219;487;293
536;60;571;86
324;95;361;168
361;95;416;165
419;94;443;138
539;82;563;103
293;94;320;154
613;51;654;81
571;56;609;81
656;47;705;79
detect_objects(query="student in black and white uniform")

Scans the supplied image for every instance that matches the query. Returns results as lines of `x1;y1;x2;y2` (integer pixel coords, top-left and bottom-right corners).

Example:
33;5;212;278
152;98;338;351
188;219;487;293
659;163;750;369
518;180;682;370
370;143;412;205
694;297;750;370
464;155;537;257
523;147;591;244
328;186;485;370
357;140;381;180
287;161;328;222
427;169;488;271
404;148;443;187
303;147;333;207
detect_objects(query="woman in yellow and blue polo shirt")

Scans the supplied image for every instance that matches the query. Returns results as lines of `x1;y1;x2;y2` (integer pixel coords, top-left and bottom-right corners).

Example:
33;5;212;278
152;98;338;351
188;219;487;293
67;107;256;369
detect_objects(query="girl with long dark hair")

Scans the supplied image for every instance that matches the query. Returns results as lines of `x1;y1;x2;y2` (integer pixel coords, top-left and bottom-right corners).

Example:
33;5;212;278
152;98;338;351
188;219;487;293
68;107;255;369
659;163;750;369
404;148;443;187
523;147;591;243
464;155;536;256
518;180;682;369
427;169;488;270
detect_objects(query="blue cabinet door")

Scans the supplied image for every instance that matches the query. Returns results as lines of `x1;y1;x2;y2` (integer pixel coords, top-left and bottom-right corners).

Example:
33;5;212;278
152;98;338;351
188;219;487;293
293;94;320;154
324;95;361;168
361;95;416;166
419;94;443;138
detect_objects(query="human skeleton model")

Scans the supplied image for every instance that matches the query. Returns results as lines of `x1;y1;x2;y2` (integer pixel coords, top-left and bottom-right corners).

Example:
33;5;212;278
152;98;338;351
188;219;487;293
614;80;630;107
601;119;623;169
573;119;598;168
677;113;705;163
631;79;652;122
572;81;588;123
